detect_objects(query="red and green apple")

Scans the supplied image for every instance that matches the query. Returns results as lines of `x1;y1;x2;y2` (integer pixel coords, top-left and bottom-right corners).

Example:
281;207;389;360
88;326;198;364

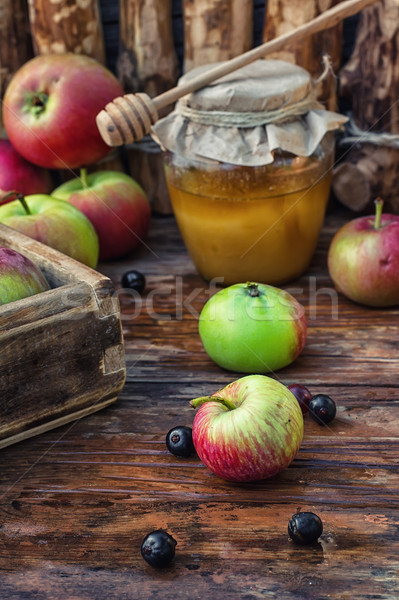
3;53;123;169
0;247;50;306
328;199;399;307
0;193;99;268
190;374;304;482
51;169;151;260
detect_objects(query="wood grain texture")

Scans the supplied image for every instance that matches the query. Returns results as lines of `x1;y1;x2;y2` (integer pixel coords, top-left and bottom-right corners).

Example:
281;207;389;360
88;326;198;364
262;0;344;110
117;0;178;96
0;210;398;598
182;0;253;72
27;0;105;61
0;0;33;131
333;0;399;212
126;144;173;215
339;0;399;134
117;0;178;215
0;224;126;447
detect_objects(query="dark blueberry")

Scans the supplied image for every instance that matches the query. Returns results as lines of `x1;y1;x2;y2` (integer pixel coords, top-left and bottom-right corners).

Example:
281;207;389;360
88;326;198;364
308;394;336;425
141;529;177;568
288;383;312;415
288;512;323;545
121;270;146;294
166;426;195;457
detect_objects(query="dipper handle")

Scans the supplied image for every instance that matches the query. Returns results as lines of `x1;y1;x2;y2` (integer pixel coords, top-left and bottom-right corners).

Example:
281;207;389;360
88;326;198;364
96;0;380;147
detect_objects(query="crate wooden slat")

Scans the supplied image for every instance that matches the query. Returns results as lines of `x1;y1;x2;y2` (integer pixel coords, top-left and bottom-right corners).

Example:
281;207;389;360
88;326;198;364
0;224;126;449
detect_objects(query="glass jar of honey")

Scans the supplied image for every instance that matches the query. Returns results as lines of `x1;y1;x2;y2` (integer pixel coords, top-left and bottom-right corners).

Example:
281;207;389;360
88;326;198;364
152;60;347;285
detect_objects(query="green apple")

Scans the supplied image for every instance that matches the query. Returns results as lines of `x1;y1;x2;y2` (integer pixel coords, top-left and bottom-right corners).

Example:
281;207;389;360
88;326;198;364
0;247;50;306
199;282;307;373
0;194;99;268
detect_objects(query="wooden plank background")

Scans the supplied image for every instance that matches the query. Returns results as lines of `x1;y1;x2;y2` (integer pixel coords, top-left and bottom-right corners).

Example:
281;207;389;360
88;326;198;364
98;0;359;75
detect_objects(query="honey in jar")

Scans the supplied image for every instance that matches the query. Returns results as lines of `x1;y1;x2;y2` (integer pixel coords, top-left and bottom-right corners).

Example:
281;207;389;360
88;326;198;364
153;60;347;285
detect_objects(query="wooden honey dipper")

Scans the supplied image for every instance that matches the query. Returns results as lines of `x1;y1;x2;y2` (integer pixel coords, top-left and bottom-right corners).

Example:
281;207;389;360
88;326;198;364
96;0;379;147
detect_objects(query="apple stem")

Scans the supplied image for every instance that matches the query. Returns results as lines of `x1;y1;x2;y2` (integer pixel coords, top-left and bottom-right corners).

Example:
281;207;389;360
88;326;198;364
28;91;48;117
374;198;384;230
80;168;89;189
0;191;31;215
190;396;236;411
19;196;31;216
246;282;260;297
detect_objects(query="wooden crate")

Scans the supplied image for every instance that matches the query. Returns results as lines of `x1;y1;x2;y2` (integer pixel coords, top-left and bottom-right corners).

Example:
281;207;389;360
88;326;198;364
0;224;126;449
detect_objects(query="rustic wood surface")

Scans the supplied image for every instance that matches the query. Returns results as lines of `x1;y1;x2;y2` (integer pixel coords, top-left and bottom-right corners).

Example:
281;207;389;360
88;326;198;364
182;0;253;72
0;0;33;132
262;0;344;110
117;0;178;215
332;0;399;213
27;0;105;61
117;0;178;97
1;209;399;599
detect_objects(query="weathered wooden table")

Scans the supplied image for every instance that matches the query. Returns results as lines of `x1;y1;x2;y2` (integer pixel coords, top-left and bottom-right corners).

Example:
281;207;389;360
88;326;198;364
1;208;398;599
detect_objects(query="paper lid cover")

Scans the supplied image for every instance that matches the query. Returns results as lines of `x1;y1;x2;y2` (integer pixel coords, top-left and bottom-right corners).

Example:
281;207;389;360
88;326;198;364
152;59;348;166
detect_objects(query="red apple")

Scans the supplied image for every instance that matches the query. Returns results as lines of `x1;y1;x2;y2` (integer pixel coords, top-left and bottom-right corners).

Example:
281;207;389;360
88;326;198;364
3;53;123;169
0;247;50;306
328;199;399;307
190;374;304;482
0;139;52;196
0;193;99;268
51;169;151;260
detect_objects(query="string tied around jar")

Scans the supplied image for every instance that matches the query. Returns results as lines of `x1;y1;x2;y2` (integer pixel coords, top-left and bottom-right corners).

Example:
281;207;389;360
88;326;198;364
175;94;322;128
174;55;333;128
